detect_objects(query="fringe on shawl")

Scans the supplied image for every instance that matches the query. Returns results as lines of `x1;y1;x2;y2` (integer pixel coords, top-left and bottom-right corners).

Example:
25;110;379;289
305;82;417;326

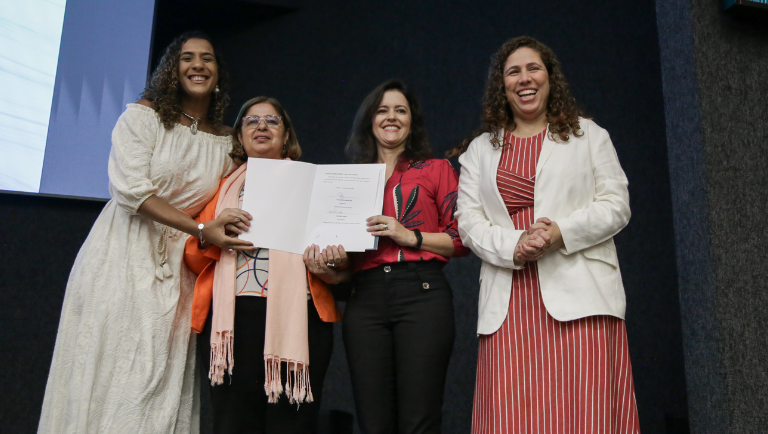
264;355;314;405
209;330;234;386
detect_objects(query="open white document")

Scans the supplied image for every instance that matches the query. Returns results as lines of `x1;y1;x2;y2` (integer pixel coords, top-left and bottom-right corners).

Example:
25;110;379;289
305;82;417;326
239;158;386;254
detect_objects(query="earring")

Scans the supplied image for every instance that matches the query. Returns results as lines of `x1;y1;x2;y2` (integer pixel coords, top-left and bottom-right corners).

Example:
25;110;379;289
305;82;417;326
214;85;220;94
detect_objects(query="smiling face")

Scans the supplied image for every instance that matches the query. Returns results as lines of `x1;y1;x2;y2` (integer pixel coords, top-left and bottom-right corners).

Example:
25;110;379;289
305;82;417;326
503;46;550;124
238;102;289;160
178;38;218;100
372;90;412;151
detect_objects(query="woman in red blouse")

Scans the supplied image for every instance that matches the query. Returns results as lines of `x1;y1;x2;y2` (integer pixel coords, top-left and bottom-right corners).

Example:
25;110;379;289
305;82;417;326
304;79;469;433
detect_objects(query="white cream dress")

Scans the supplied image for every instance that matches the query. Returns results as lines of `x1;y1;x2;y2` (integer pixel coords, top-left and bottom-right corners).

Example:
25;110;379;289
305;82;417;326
38;104;234;433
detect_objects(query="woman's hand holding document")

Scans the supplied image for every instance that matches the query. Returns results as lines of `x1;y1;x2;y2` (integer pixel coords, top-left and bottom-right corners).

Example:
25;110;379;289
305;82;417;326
239;158;386;254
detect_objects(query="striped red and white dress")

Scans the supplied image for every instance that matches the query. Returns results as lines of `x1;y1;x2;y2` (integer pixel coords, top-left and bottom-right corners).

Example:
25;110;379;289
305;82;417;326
471;129;641;434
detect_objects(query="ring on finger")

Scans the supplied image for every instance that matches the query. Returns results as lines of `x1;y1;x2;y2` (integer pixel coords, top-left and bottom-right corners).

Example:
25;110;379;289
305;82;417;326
315;262;321;268
326;262;335;267
382;224;388;231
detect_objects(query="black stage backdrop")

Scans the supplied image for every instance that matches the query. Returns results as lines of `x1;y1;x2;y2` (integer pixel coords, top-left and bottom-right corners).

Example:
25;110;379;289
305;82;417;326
0;0;689;432
656;0;768;432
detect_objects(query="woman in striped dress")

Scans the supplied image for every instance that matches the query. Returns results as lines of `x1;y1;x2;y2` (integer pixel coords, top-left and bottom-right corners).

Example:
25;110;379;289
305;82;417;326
449;36;641;433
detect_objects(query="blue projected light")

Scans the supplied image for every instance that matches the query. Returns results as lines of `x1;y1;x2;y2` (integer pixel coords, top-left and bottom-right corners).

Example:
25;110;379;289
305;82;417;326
0;0;156;199
723;0;768;11
0;1;67;193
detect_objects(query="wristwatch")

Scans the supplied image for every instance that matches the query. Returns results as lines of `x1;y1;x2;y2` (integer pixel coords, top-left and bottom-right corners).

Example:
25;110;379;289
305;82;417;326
413;228;423;250
198;223;205;246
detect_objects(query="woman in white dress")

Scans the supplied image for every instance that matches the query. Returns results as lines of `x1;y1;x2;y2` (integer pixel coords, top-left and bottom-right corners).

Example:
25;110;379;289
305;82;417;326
38;31;252;434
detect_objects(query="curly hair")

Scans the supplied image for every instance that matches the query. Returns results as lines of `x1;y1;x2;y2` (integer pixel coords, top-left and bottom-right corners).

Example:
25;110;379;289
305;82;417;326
345;79;433;164
229;96;301;164
447;36;583;158
141;31;230;130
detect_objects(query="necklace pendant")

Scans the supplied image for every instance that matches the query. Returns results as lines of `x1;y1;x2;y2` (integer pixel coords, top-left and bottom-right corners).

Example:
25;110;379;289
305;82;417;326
181;110;202;135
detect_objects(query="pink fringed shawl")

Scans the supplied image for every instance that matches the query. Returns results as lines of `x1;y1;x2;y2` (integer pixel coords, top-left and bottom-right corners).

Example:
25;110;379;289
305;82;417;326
209;162;313;404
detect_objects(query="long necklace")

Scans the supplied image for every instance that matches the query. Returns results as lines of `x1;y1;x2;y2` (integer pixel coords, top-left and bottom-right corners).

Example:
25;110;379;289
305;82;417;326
181;110;203;135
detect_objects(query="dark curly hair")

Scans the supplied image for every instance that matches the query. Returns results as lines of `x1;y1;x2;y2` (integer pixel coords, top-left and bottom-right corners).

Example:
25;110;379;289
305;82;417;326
447;36;583;158
141;31;230;130
229;96;301;164
345;79;433;164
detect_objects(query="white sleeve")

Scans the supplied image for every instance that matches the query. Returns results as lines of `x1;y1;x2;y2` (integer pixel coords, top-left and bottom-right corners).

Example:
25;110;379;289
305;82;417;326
108;106;161;215
456;137;525;270
555;125;631;254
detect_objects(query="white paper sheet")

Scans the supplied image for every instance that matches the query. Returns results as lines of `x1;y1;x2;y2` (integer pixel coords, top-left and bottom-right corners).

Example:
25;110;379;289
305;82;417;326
239;159;385;254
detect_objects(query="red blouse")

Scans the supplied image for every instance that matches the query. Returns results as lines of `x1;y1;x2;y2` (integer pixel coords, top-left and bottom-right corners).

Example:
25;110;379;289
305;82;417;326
353;158;470;272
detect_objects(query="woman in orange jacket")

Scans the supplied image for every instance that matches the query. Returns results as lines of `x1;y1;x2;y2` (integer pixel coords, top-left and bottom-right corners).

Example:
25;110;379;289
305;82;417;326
184;96;341;433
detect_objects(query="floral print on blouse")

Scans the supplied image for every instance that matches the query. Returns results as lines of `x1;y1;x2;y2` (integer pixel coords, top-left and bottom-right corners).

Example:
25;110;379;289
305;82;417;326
353;158;470;272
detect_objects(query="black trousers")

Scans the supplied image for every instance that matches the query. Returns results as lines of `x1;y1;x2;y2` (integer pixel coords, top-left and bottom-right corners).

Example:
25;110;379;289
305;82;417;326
199;296;334;434
343;261;455;434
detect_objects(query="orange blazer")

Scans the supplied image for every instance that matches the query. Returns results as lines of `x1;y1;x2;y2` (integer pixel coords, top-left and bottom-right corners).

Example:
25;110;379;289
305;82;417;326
185;177;342;333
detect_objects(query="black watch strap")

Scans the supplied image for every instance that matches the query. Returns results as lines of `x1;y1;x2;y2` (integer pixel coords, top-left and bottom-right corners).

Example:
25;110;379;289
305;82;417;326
413;229;423;250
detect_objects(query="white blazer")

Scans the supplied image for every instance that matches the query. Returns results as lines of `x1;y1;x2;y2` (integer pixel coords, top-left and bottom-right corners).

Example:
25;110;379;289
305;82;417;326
456;118;630;335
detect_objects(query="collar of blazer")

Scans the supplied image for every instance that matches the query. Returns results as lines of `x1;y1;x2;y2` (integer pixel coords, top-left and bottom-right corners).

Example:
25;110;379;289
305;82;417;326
483;125;556;228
